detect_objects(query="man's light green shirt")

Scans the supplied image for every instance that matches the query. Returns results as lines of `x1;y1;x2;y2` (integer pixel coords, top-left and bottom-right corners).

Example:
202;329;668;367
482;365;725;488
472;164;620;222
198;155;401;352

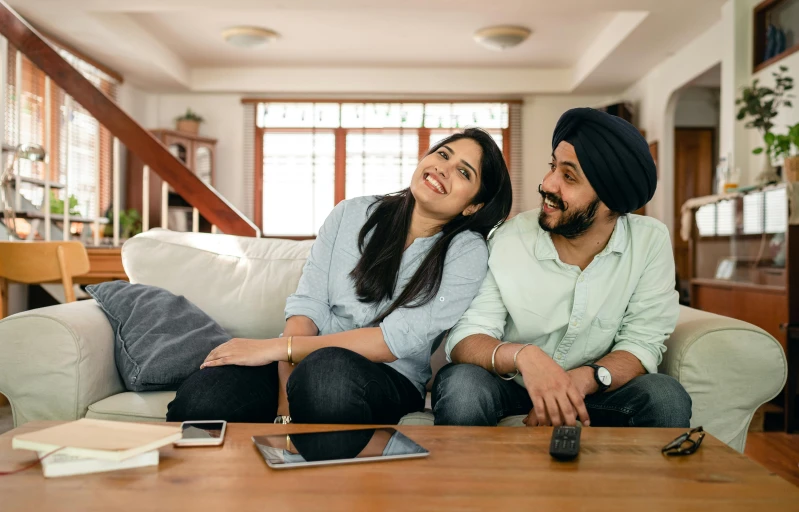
445;209;680;376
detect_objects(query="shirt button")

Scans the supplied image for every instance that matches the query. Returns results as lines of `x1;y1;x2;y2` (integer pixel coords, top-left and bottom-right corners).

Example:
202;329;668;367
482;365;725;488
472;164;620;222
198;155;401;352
578;276;585;283
571;321;578;327
439;297;445;302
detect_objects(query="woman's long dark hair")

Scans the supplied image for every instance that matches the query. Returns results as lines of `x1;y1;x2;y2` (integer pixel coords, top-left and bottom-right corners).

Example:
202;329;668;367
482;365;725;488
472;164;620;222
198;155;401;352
349;128;513;324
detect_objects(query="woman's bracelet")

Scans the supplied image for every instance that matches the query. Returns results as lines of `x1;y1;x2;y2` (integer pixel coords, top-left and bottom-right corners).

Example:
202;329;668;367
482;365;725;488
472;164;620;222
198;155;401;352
491;341;519;381
287;336;294;365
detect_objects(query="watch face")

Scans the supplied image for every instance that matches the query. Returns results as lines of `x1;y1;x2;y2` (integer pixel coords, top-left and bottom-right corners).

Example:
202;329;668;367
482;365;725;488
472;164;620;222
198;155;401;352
597;367;612;385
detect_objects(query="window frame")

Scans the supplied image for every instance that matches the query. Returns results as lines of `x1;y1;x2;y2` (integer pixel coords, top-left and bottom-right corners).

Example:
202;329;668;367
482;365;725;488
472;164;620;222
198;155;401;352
5;43;120;231
253;101;516;238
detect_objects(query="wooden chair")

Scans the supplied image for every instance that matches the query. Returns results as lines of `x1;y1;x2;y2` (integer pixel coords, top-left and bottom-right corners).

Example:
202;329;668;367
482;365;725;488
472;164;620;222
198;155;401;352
0;241;90;320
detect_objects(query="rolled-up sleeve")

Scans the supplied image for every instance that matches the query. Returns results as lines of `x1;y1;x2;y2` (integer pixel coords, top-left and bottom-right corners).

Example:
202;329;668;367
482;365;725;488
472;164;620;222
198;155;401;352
380;234;489;361
284;200;347;331
444;267;508;361
611;229;680;374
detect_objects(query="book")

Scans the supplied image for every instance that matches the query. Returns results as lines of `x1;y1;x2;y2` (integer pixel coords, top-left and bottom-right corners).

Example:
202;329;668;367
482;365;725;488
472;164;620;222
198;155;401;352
39;449;159;478
12;418;182;461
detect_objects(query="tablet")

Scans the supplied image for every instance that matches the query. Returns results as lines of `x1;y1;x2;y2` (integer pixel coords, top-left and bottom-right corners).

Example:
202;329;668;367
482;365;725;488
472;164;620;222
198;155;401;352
252;427;429;469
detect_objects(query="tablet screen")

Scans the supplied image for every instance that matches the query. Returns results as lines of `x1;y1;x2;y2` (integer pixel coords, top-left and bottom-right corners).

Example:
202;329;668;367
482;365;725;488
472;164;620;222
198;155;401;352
252;428;428;468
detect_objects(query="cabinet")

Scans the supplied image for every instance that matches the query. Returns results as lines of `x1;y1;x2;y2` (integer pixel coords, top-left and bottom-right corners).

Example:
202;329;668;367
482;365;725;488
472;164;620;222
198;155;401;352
126;130;217;231
688;183;799;430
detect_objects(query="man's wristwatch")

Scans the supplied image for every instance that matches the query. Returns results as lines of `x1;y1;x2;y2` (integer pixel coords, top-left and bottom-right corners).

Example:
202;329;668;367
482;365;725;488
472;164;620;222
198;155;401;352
584;363;612;393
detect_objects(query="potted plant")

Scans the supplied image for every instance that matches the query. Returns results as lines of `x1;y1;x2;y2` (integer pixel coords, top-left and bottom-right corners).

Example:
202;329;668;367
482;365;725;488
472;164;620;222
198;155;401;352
50;191;81;216
103;208;142;240
780;123;799;182
175;108;204;135
736;65;794;184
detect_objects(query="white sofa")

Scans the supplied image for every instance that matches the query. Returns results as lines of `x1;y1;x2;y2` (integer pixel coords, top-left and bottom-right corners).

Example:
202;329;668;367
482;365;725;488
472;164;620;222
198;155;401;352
0;229;788;452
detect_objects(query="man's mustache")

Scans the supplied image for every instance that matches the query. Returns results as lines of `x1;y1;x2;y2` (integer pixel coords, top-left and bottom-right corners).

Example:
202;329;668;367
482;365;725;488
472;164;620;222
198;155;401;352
538;185;567;211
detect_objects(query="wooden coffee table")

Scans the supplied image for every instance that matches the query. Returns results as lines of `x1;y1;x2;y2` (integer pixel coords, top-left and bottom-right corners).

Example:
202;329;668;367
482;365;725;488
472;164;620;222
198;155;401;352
2;421;798;511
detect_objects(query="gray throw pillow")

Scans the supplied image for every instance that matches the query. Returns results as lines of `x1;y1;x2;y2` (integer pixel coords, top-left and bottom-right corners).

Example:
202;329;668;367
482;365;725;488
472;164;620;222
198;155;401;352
86;281;231;392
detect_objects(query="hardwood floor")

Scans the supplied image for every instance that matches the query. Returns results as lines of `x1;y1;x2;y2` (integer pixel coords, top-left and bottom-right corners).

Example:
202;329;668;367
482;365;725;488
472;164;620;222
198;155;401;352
745;433;799;487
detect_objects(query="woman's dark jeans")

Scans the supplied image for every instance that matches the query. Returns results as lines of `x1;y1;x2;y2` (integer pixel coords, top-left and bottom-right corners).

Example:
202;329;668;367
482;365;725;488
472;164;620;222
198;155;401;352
166;347;423;424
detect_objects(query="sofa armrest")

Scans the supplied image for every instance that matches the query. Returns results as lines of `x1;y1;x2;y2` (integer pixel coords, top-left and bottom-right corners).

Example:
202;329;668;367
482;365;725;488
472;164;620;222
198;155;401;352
660;306;787;452
0;300;124;428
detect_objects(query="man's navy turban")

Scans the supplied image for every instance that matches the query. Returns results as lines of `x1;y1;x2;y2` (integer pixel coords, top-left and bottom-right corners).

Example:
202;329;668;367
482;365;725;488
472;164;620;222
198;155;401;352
552;108;657;214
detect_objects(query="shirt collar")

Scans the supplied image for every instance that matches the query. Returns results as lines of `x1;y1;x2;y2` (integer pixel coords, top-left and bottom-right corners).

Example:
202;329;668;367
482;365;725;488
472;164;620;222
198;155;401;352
534;213;628;261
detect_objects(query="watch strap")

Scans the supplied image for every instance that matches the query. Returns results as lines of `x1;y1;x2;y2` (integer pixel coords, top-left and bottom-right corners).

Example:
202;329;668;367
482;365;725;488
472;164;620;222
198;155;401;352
584;363;610;392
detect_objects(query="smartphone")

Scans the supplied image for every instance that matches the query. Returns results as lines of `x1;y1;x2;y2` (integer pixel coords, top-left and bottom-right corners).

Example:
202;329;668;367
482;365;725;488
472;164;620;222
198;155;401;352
174;420;227;447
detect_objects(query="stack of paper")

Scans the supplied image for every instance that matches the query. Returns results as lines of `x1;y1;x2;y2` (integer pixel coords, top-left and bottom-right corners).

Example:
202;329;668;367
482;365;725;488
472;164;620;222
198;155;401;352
12;418;181;478
37;450;160;478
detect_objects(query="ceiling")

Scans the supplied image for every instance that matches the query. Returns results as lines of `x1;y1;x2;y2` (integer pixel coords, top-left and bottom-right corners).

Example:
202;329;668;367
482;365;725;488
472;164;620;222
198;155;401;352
11;0;727;94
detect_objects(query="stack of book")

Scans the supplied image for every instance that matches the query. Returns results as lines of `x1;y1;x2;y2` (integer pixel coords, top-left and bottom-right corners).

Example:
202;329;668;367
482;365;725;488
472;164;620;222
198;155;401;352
12;418;182;478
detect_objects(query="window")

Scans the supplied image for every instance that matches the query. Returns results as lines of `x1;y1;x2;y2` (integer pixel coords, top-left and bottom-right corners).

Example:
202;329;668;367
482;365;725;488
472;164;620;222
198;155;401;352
345;131;418;198
261;131;335;236
4;43;119;232
255;102;513;236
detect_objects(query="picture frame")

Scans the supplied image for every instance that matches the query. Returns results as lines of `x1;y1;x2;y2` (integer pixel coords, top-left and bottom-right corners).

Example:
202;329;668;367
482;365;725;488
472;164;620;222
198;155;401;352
715;257;737;280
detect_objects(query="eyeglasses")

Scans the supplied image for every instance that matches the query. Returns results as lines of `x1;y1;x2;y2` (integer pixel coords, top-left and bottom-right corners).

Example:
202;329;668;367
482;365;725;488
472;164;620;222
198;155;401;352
661;426;705;456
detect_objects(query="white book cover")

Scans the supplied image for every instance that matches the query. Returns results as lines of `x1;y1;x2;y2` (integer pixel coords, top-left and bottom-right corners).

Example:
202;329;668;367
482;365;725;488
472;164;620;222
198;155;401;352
38;449;159;478
12;419;181;461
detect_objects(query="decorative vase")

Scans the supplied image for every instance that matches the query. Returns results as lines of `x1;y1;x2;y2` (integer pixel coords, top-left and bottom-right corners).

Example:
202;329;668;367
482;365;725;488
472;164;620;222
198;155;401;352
176;119;200;135
783;155;799;183
756;154;780;185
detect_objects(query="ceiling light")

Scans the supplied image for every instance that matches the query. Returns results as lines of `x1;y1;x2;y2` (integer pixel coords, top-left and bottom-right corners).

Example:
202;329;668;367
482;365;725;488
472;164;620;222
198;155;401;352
473;25;531;51
221;26;280;48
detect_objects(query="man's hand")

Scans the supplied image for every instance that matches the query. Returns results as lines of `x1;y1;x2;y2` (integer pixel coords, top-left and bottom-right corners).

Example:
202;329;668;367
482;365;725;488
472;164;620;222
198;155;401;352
567;366;598;398
201;338;280;369
516;346;590;427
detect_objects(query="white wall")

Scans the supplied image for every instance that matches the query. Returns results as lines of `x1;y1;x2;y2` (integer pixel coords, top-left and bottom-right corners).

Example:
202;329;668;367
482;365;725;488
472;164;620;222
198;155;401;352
674;88;720;128
720;0;799;185
621;17;724;234
745;51;799;180
124;93;249;213
674;87;721;164
116;83;152;209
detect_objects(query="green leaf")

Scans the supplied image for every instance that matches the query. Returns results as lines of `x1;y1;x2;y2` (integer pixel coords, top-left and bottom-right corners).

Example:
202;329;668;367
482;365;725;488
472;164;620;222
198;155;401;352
753;147;764;154
764;132;776;144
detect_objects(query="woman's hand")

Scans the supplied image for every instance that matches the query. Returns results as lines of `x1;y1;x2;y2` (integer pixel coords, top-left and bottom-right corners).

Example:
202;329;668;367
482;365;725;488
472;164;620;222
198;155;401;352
201;338;281;369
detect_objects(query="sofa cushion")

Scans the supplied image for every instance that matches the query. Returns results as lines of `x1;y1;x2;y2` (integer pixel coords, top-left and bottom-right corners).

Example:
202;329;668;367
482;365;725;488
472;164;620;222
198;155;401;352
122;230;315;340
86;391;528;427
86;391;175;422
397;412;526;427
86;281;230;392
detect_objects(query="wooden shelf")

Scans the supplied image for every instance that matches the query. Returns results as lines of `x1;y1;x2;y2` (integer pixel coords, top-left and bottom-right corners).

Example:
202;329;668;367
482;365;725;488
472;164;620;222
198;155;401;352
753;0;799;73
691;277;786;294
754;44;799;73
9;175;64;189
15;211;109;224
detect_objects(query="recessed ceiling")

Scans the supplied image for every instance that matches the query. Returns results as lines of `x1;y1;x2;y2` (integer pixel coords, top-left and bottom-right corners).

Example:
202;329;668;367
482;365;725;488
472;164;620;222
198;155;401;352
128;10;611;68
11;0;727;93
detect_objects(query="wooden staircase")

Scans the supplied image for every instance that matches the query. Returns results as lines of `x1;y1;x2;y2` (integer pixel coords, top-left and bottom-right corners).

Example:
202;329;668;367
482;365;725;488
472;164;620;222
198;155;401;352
0;0;259;239
0;1;260;291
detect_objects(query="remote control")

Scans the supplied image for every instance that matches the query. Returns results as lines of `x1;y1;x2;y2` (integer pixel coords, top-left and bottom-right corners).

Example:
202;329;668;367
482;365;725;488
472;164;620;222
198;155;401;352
549;426;580;461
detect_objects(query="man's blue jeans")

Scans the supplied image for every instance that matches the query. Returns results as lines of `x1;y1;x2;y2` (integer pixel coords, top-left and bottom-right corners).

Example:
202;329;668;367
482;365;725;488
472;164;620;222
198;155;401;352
432;363;692;427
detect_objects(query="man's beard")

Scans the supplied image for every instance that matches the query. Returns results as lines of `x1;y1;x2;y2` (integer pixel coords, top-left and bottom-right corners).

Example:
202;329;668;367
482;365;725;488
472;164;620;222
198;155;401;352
538;189;601;239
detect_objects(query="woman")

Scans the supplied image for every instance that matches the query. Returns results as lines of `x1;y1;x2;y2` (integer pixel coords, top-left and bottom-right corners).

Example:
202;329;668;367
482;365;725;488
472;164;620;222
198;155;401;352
166;128;512;425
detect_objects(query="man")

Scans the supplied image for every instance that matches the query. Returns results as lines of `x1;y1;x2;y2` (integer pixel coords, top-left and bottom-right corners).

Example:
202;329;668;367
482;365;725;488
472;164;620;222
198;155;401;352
432;108;691;428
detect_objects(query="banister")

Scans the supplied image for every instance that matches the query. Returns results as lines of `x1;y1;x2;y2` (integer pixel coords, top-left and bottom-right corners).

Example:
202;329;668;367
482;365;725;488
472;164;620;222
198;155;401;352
0;1;259;237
